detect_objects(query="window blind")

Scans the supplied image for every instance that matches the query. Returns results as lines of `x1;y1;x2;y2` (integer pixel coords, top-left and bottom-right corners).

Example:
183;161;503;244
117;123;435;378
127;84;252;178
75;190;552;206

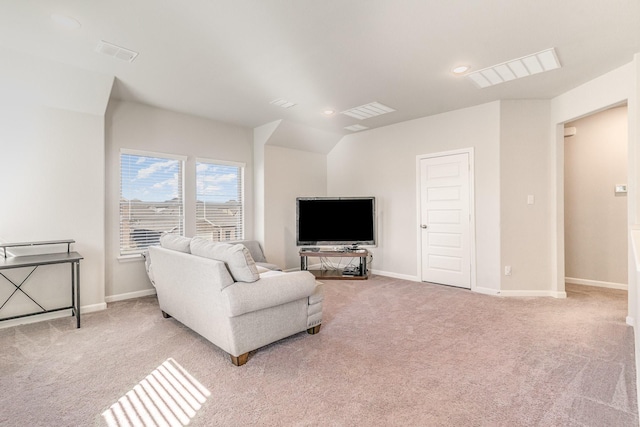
119;151;185;255
195;160;244;242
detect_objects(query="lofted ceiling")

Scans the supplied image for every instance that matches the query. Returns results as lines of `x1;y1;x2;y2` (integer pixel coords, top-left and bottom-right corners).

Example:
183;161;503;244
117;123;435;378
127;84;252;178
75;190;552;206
1;0;639;135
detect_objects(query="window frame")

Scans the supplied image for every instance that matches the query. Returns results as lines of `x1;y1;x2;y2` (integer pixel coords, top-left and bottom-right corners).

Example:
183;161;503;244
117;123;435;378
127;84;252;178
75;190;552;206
195;158;246;242
119;149;186;257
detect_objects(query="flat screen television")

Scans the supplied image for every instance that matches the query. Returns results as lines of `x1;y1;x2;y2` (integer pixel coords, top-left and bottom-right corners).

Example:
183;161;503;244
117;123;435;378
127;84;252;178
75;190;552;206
296;197;376;247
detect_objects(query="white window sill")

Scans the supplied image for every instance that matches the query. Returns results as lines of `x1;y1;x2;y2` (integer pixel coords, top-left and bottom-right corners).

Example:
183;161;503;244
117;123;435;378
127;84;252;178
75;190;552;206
117;254;144;263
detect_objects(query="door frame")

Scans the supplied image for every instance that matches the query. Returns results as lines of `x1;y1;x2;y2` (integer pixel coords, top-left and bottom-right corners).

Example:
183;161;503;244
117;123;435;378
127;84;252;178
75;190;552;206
552;101;631;302
416;147;477;291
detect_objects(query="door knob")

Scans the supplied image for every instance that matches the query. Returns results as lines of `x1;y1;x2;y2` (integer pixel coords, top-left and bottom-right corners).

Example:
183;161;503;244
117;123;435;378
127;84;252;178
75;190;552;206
421;224;428;229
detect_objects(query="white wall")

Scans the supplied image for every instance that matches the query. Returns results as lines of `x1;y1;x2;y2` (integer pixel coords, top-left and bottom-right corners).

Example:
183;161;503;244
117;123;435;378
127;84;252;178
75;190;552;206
499;100;553;294
105;100;253;299
264;145;327;269
327;102;501;290
0;46;113;116
0;104;106;315
253;121;282;247
630;52;640;422
564;106;628;286
0;50;112;325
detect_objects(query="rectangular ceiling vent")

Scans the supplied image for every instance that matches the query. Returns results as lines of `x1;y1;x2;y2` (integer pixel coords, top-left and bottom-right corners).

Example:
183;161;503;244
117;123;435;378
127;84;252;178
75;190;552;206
466;48;561;89
344;124;369;132
270;98;297;109
341;102;396;120
96;40;139;63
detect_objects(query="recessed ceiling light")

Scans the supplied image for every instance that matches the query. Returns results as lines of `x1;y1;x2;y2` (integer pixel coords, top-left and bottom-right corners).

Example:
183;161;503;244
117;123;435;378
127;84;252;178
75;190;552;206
452;65;469;75
323;109;336;116
270;98;297;109
341;102;396;120
466;48;561;88
51;14;81;30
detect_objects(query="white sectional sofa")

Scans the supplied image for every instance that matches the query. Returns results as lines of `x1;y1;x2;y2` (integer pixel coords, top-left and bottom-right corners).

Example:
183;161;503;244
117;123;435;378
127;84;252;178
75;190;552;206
147;235;323;366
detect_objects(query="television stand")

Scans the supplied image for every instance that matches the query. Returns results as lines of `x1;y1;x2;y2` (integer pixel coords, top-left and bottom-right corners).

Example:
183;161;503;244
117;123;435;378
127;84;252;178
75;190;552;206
299;249;369;280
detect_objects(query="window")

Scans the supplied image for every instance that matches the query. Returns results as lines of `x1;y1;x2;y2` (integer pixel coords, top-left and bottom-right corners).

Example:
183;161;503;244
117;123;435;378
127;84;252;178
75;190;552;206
195;160;244;242
120;150;185;255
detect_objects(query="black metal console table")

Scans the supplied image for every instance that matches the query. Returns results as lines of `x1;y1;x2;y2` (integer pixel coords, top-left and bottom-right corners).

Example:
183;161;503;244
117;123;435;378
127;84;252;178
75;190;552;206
299;248;369;280
0;240;83;328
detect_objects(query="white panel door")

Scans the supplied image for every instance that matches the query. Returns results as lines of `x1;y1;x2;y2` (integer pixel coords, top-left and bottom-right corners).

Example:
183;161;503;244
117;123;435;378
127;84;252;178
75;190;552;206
420;153;471;288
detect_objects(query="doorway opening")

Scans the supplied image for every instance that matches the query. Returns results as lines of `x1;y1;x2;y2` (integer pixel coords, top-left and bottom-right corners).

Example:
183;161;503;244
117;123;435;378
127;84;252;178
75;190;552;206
564;105;629;292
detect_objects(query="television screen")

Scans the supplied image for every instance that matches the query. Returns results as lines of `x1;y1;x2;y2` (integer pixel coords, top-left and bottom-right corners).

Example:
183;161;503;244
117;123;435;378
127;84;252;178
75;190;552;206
296;197;376;247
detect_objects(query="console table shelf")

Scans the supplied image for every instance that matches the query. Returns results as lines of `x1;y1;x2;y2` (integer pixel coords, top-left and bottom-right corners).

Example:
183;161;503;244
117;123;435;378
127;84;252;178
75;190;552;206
0;240;82;327
299;249;369;280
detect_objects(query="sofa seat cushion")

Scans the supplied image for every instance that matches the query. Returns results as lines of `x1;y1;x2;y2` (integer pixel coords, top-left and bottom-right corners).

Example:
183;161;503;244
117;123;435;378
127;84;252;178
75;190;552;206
190;237;259;283
256;262;281;271
258;269;286;278
256;265;270;274
222;271;317;317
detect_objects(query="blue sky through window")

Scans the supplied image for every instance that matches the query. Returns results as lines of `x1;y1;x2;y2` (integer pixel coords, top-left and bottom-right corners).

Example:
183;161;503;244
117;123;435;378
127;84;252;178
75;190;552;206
196;162;241;203
121;154;181;202
120;154;241;203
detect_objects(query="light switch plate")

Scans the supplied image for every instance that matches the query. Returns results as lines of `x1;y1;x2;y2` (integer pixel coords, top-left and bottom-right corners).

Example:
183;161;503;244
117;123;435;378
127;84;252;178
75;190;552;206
615;184;627;195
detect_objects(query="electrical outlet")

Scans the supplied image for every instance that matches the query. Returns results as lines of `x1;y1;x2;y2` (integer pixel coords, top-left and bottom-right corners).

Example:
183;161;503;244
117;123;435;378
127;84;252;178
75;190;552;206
505;266;512;276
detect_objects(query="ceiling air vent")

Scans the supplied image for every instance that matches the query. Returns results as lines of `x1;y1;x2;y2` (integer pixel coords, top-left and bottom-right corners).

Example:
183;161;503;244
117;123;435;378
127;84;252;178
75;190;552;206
344;124;369;132
341;102;396;120
466;48;561;89
96;40;139;63
270;98;297;109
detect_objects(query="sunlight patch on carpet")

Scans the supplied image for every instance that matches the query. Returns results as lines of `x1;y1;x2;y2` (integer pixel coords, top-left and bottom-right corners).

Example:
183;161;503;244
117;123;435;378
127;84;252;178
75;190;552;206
102;358;211;426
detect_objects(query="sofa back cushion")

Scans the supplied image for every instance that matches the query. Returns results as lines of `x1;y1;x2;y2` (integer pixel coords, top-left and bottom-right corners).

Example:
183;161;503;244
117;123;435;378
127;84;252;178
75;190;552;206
190;237;259;283
229;240;266;263
160;234;192;253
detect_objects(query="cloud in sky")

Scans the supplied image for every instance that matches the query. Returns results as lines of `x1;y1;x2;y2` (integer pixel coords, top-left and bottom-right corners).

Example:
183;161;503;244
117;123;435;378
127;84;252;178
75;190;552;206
121;154;181;201
196;163;241;202
120;155;242;203
136;160;178;180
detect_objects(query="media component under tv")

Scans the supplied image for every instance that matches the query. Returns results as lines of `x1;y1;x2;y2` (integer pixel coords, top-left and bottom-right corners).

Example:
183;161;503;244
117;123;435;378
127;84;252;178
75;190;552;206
296;197;376;247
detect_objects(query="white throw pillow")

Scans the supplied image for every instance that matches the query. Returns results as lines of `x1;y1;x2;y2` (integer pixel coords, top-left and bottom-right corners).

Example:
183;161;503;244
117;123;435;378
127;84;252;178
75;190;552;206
160;234;191;253
190;237;259;283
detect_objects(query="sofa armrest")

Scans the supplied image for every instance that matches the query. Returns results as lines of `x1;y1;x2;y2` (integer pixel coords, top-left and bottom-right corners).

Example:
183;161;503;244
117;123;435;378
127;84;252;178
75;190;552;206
222;271;317;317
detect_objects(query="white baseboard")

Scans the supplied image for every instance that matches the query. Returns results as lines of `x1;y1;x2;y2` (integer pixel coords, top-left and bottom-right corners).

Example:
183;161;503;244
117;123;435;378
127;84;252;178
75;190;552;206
565;277;627;290
499;289;567;298
0;310;75;329
105;288;157;303
474;286;501;296
373;273;503;297
371;269;419;282
279;267;572;300
84;302;108;313
0;288;161;329
0;302;107;329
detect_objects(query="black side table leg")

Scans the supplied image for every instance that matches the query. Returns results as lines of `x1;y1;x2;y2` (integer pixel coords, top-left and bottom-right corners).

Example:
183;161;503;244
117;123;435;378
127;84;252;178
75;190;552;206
76;261;81;328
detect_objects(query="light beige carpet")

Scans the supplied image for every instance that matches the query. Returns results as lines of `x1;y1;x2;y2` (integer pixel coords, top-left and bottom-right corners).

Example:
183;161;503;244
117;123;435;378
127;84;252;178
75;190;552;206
0;277;637;426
